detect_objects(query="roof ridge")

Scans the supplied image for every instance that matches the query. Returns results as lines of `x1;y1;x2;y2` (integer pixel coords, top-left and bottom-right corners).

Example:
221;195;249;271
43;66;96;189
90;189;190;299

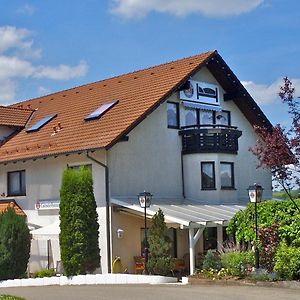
11;50;216;106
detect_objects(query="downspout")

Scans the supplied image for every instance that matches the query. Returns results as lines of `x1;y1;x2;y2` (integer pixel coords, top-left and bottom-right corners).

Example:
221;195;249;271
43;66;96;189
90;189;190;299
181;151;186;199
86;151;111;273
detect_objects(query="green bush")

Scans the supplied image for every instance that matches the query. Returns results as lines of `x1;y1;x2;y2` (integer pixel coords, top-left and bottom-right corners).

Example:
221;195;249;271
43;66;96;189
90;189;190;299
147;209;174;275
0;208;31;280
220;251;254;276
227;199;300;245
34;268;56;278
60;167;100;276
202;250;221;271
274;242;300;280
0;295;25;300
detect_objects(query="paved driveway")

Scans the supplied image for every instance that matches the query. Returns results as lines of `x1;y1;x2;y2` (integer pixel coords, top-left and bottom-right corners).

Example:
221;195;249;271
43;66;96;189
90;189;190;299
1;284;299;300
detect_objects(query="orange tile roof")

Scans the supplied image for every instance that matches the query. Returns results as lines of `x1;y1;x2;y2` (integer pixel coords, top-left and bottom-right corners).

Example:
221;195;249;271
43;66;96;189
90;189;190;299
0;51;216;163
0;200;26;216
0;106;33;127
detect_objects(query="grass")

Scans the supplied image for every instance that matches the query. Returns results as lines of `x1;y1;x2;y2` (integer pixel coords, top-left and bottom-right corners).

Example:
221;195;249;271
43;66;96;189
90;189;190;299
0;295;25;300
273;189;300;200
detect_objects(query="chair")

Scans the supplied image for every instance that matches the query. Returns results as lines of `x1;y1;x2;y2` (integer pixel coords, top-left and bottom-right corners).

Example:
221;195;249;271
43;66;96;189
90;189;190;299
134;256;144;274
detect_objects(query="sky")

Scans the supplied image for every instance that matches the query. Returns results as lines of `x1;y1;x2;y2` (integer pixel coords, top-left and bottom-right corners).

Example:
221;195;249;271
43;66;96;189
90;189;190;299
0;0;299;126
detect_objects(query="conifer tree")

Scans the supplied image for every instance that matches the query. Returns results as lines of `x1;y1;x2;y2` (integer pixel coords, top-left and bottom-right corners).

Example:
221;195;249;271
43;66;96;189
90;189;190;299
59;166;100;276
0;207;31;280
147;208;173;275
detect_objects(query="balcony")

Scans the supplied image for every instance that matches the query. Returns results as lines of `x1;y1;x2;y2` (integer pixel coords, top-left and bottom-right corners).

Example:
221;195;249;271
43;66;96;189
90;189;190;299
179;125;242;155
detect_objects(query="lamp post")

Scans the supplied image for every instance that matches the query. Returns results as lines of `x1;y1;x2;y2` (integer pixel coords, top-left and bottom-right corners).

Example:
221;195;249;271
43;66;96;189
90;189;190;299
138;191;152;275
248;183;263;270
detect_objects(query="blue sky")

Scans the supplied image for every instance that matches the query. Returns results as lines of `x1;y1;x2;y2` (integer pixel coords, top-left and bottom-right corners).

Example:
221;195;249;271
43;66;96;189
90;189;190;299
0;0;299;126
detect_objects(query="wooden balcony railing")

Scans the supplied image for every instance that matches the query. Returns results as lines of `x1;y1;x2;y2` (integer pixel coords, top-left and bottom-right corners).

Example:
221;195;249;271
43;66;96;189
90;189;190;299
179;125;242;155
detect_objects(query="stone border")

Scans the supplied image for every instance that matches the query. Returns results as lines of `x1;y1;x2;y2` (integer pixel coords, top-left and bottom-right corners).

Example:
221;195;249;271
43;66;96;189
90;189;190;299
0;274;177;288
184;276;300;289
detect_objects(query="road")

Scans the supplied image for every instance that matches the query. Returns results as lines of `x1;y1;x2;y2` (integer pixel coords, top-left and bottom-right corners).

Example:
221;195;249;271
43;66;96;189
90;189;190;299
1;284;299;300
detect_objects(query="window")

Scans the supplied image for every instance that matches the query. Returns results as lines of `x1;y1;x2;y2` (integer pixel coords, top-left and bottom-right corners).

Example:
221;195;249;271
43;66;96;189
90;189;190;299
220;162;234;189
203;227;217;251
7;170;26;196
215;110;230;126
201;162;215;190
199;110;214;125
68;164;92;172
26;114;57;132
85;100;118;121
167;102;179;129
184;108;197;127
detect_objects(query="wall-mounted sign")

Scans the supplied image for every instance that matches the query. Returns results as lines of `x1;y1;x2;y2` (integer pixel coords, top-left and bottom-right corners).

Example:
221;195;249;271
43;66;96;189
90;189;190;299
35;199;60;210
179;80;219;107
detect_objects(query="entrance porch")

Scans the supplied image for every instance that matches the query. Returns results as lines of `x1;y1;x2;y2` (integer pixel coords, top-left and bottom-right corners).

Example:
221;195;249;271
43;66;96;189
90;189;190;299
111;197;245;275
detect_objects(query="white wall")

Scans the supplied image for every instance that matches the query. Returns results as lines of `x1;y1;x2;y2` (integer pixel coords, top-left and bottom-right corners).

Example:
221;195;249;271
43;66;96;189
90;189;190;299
0;150;110;273
108;98;183;198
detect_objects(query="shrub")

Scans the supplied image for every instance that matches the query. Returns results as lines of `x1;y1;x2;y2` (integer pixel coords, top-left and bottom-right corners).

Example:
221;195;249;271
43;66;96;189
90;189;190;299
258;224;279;271
274;242;300;280
220;251;254;276
0;208;31;280
60;167;100;276
202;250;221;271
34;268;56;278
147;209;174;275
227;199;300;245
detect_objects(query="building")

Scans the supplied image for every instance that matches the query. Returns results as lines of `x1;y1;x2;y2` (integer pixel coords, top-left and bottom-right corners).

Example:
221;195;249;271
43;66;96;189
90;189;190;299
0;50;272;275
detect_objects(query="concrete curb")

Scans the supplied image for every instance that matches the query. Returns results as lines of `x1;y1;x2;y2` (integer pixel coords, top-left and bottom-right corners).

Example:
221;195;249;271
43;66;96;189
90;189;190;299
0;274;177;288
186;277;300;289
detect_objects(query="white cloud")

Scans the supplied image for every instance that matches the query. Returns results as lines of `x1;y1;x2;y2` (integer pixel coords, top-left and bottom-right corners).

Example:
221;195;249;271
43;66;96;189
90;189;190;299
17;4;36;16
242;78;300;105
0;79;16;103
110;0;264;19
0;26;88;104
37;86;51;96
34;60;88;80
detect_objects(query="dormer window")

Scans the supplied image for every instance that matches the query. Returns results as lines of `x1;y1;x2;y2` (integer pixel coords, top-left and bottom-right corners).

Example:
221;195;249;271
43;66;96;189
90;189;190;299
26;114;57;132
85;100;118;121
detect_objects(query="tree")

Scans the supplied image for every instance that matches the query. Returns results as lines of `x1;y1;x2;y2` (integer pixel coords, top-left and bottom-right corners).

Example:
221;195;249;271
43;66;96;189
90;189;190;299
59;166;100;276
249;77;300;213
0;207;31;280
147;209;174;275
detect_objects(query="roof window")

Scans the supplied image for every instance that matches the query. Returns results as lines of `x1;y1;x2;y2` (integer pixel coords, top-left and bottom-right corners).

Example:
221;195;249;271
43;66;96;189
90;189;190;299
84;100;118;121
26;114;57;132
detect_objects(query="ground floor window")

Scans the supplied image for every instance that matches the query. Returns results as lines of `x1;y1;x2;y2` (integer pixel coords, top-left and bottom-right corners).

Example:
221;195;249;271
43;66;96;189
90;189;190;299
68;164;92;172
203;227;217;251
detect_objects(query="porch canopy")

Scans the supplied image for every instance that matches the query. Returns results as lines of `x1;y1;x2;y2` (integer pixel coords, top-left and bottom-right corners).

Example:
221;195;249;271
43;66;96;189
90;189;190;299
31;220;60;240
111;197;245;275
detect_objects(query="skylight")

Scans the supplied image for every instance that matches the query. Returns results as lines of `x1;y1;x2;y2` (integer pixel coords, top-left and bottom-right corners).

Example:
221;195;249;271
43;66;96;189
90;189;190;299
26;114;57;132
84;100;118;121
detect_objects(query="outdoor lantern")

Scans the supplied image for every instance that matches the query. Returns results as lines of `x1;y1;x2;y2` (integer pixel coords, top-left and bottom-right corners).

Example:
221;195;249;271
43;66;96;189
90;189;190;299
138;191;152;208
116;228;124;239
138;191;152;275
248;183;263;270
248;184;263;203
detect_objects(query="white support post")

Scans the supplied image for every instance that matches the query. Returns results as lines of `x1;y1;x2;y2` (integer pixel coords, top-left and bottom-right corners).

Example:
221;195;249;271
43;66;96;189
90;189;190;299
189;226;204;275
189;228;195;276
